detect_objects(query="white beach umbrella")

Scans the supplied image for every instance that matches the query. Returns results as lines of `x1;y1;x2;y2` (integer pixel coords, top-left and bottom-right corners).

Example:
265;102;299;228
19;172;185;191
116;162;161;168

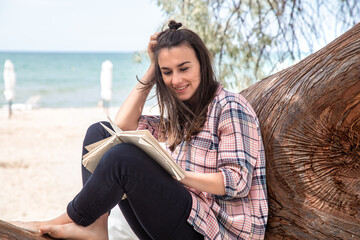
100;60;113;103
3;59;16;118
3;59;16;102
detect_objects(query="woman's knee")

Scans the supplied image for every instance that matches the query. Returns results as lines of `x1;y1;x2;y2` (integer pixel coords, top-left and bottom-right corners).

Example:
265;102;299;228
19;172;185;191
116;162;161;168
103;143;141;162
83;122;112;144
85;121;108;137
100;143;148;171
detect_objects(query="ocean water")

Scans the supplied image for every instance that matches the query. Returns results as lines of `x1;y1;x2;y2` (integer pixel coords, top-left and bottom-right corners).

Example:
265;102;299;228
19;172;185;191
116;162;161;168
0;52;154;108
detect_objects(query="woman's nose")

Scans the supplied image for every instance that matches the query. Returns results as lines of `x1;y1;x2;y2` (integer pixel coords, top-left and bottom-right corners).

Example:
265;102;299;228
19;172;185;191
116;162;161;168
172;72;182;85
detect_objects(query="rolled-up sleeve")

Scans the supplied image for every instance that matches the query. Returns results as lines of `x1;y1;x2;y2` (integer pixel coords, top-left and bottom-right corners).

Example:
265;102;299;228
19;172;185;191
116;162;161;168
217;101;259;199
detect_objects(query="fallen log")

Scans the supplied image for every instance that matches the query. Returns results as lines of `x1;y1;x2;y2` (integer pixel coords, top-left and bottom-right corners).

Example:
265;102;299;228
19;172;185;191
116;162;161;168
241;23;360;239
0;220;55;239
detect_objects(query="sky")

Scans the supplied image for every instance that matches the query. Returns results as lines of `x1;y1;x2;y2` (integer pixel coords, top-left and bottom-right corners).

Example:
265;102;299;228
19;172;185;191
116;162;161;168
0;0;165;52
0;0;356;54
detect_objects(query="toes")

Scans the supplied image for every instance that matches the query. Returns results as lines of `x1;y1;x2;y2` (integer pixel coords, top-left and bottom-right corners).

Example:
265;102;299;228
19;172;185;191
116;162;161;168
40;225;62;238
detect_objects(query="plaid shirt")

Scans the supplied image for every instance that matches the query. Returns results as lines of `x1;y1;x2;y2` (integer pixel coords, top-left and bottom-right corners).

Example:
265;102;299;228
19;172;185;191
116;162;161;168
138;85;268;239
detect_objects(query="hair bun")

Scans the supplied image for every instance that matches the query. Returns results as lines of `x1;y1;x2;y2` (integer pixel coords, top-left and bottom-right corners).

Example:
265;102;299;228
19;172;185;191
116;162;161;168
168;20;182;30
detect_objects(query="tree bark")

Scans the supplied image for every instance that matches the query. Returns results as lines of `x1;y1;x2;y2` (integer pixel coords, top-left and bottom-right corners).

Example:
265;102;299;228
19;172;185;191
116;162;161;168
0;220;55;240
241;23;360;239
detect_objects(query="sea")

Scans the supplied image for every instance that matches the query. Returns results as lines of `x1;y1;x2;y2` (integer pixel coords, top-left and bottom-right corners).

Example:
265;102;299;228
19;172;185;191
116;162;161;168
0;51;155;108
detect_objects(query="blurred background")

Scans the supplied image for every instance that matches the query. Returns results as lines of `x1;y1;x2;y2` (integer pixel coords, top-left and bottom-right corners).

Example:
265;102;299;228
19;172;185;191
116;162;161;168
1;0;359;109
0;0;360;107
0;0;164;109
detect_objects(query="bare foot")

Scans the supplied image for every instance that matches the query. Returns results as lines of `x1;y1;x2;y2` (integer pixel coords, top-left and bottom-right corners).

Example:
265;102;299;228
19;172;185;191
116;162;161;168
9;220;44;233
40;215;108;240
9;212;73;234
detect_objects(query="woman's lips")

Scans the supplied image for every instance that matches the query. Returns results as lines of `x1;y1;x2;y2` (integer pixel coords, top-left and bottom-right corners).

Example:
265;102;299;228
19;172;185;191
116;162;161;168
174;84;189;93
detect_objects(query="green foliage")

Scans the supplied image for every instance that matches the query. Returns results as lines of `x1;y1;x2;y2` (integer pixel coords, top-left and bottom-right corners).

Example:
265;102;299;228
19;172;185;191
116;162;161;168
153;0;360;90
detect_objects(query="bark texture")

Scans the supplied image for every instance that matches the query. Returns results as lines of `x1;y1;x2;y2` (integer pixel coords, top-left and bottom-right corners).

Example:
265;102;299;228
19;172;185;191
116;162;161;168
241;23;360;239
0;220;55;240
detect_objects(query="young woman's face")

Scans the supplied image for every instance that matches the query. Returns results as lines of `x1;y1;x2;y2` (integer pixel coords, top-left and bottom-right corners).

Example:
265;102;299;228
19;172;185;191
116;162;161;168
158;44;201;104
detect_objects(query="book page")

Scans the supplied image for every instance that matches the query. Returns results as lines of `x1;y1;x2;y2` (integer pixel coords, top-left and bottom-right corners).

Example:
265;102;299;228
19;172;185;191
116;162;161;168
119;131;185;180
83;136;122;173
85;137;112;152
83;117;185;180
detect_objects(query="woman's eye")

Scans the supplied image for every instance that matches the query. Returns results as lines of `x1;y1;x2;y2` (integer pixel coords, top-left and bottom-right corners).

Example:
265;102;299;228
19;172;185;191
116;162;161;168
162;71;171;75
180;67;189;72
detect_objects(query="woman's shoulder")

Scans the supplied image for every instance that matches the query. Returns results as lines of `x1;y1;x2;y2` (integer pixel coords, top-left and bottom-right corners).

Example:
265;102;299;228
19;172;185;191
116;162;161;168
212;85;254;112
210;85;260;126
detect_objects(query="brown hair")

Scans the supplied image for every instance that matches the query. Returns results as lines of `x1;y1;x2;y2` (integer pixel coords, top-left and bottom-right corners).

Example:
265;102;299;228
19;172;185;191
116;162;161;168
147;20;219;151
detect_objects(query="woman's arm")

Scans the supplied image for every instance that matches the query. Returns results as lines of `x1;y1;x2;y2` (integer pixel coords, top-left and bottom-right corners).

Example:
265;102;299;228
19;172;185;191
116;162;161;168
180;171;226;196
180;100;260;198
114;33;158;131
114;65;155;131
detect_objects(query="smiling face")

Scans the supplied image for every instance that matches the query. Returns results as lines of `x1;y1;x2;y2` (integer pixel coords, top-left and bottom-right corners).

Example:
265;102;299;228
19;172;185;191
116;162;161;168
157;44;201;104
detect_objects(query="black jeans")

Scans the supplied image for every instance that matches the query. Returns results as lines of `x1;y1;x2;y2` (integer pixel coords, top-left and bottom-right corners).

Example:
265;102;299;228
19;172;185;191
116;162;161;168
66;122;204;240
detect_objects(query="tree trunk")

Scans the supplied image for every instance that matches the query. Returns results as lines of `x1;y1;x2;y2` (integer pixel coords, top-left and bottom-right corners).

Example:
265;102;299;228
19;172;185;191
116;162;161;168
241;23;360;239
0;220;55;240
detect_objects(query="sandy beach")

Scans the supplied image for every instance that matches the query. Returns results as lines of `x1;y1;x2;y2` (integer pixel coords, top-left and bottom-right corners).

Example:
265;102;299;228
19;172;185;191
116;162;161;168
0;107;108;221
0;105;158;223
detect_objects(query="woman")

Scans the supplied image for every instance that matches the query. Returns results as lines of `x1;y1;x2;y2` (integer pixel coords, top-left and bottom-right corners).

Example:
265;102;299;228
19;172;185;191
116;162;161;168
16;20;268;240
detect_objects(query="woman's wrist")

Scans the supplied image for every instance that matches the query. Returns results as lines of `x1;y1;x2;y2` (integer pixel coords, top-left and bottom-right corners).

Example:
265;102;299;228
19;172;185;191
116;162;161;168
139;64;155;85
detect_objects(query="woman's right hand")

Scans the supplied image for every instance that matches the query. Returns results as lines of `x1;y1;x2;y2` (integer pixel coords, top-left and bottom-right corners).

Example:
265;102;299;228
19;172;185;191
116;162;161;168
148;33;159;64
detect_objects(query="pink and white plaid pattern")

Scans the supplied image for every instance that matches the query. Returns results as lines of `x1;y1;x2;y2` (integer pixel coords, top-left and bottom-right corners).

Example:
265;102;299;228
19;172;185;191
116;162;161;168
138;85;268;239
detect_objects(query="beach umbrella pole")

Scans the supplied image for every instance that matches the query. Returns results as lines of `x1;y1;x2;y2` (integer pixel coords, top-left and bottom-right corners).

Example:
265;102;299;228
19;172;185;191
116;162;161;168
8;100;12;119
102;99;109;114
3;59;16;119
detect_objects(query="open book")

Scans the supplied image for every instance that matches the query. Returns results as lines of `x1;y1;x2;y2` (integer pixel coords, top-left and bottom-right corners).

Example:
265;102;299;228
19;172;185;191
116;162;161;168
82;116;185;180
